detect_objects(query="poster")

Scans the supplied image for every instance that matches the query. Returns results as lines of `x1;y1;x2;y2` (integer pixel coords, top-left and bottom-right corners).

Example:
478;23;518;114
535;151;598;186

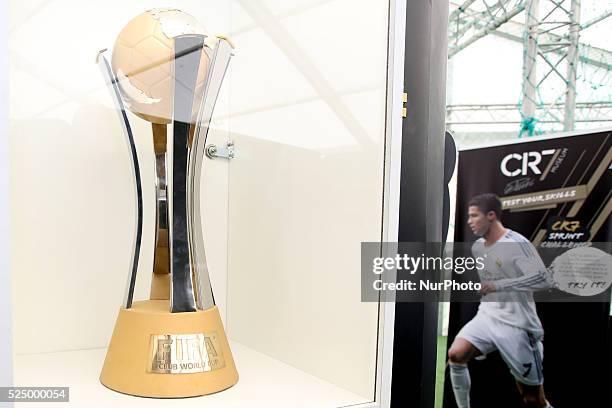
444;129;612;408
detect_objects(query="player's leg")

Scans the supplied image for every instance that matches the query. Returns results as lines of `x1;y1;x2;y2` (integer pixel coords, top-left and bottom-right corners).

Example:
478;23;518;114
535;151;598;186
448;338;481;408
448;314;493;408
515;382;551;408
448;337;482;364
494;325;551;408
516;340;553;407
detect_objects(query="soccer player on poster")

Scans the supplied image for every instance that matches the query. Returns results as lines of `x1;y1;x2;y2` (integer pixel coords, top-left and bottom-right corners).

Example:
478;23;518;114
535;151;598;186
448;194;555;408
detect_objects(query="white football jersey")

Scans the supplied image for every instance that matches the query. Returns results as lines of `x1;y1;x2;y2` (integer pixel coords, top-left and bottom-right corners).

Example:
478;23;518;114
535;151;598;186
471;229;553;338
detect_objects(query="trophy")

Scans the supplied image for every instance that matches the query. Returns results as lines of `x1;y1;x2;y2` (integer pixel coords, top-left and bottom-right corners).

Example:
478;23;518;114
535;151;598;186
97;9;238;397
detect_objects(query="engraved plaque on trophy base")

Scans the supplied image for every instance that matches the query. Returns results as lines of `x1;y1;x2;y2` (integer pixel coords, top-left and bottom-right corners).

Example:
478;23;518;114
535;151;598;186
100;300;238;398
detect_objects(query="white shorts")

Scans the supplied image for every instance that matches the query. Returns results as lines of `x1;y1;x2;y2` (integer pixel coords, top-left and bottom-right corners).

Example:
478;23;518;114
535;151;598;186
456;312;544;386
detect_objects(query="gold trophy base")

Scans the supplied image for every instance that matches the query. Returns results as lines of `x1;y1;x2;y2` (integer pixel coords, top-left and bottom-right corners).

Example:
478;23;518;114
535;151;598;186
100;300;238;398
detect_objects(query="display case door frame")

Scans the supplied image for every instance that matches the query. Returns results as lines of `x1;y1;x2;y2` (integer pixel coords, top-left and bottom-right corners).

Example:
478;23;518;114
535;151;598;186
0;0;13;401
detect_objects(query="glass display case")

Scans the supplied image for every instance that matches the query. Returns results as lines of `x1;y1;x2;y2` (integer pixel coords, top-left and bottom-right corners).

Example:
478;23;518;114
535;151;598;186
4;1;409;406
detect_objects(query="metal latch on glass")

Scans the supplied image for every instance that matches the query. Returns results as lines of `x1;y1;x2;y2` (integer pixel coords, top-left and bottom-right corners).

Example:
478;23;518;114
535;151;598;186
205;141;235;159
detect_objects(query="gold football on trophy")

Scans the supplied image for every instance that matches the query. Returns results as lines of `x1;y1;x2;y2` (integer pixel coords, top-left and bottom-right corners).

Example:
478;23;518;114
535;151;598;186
112;9;211;124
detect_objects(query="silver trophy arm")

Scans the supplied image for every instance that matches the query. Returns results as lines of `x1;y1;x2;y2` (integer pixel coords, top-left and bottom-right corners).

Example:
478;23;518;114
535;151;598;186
154;150;169;274
169;35;206;313
151;123;170;297
96;50;143;309
188;38;234;310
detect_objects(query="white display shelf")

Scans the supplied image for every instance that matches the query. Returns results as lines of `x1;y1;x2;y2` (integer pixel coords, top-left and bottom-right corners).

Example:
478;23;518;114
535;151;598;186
13;341;372;408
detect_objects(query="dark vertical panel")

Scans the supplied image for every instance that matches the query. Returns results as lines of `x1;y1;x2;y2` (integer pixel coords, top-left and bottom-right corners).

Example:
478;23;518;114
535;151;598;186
391;0;449;407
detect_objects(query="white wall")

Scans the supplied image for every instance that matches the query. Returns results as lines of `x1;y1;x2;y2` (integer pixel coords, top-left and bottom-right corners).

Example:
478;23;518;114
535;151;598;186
224;0;387;398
